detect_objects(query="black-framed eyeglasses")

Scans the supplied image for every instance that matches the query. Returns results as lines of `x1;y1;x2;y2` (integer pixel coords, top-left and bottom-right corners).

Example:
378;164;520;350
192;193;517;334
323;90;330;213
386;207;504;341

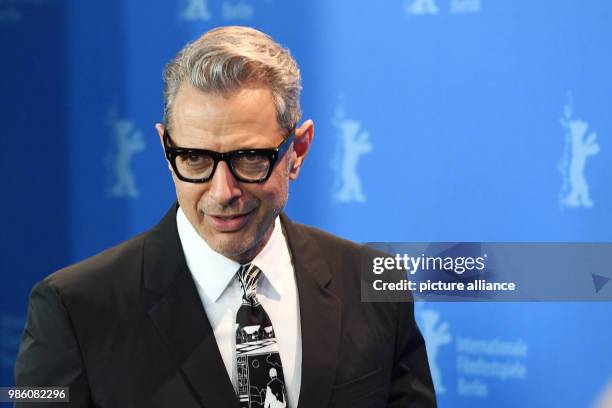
163;128;295;183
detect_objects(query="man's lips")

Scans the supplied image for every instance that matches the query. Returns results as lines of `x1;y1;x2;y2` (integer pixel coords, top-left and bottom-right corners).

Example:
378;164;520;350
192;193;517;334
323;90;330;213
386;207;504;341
206;210;254;232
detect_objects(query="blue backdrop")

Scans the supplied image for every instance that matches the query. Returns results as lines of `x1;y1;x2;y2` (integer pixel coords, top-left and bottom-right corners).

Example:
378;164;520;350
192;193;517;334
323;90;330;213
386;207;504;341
2;0;611;406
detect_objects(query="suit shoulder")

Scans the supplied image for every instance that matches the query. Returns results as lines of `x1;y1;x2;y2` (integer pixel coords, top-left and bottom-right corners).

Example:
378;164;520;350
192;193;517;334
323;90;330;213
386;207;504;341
290;220;386;256
43;232;147;297
292;221;364;253
287;220;382;270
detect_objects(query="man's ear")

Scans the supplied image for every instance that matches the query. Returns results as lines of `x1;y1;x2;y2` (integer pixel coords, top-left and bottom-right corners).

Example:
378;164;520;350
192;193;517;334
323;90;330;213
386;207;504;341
155;123;165;148
289;119;314;180
155;123;173;173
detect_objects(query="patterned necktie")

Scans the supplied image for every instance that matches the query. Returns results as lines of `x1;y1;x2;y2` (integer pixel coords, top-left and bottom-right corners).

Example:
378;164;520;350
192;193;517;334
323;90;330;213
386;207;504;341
236;263;288;408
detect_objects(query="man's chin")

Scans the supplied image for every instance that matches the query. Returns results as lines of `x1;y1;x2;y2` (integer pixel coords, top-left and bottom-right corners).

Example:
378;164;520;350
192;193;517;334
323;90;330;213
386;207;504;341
198;218;274;263
205;235;257;263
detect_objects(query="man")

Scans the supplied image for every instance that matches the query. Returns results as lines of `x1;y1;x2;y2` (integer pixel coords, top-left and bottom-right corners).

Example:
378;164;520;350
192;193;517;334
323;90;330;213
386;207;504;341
14;26;436;407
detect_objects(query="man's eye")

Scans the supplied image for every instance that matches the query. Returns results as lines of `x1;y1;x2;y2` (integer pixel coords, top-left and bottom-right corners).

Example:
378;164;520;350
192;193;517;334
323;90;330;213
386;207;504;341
185;154;202;163
180;153;212;168
240;154;265;163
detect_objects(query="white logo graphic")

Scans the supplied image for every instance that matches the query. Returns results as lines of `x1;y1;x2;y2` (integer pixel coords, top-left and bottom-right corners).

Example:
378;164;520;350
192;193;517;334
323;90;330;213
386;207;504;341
404;0;439;15
330;104;372;203
417;307;452;394
105;109;145;199
181;0;212;21
558;93;600;208
222;1;254;19
450;0;481;14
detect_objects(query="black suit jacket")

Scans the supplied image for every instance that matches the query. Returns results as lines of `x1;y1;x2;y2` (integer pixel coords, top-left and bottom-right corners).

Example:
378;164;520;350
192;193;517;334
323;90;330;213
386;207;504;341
14;205;436;407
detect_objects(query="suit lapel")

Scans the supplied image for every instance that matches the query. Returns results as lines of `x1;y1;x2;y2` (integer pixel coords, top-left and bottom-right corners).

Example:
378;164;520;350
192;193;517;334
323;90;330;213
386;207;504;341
144;205;240;408
281;214;342;408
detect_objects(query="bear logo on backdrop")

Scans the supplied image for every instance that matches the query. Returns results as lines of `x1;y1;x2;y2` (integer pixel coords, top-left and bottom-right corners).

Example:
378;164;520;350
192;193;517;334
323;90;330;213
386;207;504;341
416;304;530;400
330;102;372;203
416;306;452;395
404;0;439;15
105;108;145;199
181;0;212;21
180;0;255;21
404;0;481;16
558;92;600;209
450;0;481;13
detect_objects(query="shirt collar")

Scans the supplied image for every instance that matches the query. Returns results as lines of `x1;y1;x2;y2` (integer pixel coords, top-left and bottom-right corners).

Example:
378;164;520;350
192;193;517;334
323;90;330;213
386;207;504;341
250;216;287;298
176;208;287;303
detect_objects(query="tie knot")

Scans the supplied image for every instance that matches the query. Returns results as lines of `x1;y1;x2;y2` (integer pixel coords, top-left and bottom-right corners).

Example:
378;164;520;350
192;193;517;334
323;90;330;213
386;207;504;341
237;263;262;301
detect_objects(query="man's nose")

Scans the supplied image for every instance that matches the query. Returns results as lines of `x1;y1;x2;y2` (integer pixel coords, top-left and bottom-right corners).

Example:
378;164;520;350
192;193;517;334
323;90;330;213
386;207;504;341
209;161;242;205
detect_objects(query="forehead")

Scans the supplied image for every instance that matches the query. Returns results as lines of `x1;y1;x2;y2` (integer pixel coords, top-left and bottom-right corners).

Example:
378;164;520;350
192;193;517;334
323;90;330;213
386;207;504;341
170;84;282;150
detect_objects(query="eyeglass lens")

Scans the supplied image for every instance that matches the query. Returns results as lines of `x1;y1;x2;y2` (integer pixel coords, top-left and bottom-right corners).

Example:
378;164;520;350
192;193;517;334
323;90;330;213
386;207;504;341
175;152;271;181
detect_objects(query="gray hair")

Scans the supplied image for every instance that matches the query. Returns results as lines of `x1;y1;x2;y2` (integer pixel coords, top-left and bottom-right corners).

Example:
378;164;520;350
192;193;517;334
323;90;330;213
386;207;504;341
162;26;302;134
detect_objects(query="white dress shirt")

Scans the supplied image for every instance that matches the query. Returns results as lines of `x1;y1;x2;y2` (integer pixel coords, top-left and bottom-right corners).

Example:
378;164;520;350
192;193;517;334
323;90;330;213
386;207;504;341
176;208;302;407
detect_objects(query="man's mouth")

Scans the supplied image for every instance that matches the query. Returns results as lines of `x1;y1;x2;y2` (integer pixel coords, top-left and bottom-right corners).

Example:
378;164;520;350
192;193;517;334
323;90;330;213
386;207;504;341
207;210;254;232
